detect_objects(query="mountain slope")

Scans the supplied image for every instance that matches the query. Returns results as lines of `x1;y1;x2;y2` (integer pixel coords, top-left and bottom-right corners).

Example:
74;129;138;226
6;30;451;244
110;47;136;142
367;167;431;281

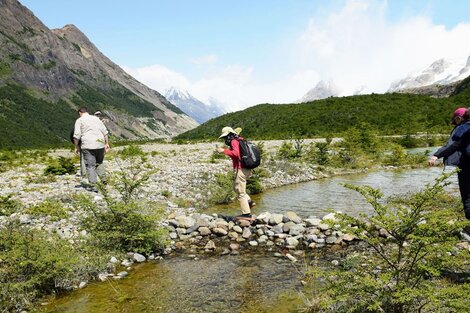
0;0;197;148
297;80;340;103
389;56;470;92
164;87;225;124
176;80;470;141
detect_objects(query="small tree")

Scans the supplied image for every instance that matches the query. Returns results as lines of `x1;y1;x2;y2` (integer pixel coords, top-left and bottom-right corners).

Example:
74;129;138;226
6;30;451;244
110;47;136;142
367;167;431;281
305;172;470;313
78;149;167;255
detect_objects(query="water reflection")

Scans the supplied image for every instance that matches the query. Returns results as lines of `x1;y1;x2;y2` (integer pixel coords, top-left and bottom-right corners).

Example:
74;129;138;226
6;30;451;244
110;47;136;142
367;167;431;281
215;167;458;218
44;255;303;313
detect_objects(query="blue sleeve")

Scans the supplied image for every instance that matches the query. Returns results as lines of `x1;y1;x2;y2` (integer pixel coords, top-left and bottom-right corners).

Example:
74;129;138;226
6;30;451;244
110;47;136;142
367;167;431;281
451;124;470;141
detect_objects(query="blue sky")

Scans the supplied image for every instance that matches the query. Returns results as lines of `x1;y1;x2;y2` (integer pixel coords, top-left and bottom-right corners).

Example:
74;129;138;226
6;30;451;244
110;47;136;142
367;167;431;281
20;0;470;110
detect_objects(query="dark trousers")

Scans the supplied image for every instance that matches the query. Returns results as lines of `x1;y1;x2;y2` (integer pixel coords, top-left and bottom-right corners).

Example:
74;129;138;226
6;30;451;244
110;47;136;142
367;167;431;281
82;148;106;184
457;165;470;220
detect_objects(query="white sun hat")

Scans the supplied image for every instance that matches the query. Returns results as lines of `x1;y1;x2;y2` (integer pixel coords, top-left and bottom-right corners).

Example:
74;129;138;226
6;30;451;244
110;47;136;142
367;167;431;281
219;126;237;138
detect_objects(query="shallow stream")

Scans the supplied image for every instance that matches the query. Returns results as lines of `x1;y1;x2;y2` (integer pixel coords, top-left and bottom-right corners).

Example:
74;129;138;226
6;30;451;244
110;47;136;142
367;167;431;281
44;165;459;313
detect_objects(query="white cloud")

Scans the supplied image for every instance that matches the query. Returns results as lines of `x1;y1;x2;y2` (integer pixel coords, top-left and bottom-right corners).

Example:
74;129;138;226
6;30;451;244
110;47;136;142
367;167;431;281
294;0;470;95
123;0;470;112
121;64;191;93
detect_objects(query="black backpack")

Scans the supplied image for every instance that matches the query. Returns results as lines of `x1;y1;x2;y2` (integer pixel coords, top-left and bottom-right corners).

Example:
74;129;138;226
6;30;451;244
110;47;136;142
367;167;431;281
237;139;261;169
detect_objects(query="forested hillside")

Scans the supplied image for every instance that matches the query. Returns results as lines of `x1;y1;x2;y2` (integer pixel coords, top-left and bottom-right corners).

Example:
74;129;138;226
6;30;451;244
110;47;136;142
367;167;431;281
176;85;470;140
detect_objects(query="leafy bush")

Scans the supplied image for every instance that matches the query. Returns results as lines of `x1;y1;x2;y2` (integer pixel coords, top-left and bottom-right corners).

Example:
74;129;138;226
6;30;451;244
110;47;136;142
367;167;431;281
277;141;298;160
80;198;167;255
118;144;147;161
77;154;167;254
305;172;470;312
0;194;22;216
247;171;263;195
0;222;107;311
305;141;331;165
44;156;76;175
209;172;236;205
24;199;69;221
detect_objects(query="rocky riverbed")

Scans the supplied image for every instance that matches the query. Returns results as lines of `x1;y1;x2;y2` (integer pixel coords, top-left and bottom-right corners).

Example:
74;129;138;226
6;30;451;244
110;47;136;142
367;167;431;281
0;140;349;238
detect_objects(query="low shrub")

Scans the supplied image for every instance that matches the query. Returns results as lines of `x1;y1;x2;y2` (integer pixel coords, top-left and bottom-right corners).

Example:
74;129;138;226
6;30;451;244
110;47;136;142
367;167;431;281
24;199;69;221
0;194;22;216
44;156;76;175
79;197;167;255
304;172;470;312
0;222;107;311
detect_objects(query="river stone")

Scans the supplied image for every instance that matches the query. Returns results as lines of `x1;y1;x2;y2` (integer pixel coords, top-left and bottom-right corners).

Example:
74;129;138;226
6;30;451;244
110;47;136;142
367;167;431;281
276;233;288;239
305;234;318;243
232;225;243;233
289;224;305;236
221;248;231;255
228;231;239;240
285;237;299;248
308;242;316;249
325;236;337;244
318;223;330;231
116;271;128;278
213;227;228;236
247;240;257;246
258;235;268;243
79;281;87;289
343;234;355;241
322;212;338;221
242;227;252;239
133;253;146;263
215;218;229;228
266;230;275;237
256;228;264;236
121;259;133;267
229;243;240;251
179;234;191;241
331;260;340;266
186;224;199;234
286;253;297;263
176;228;187;236
204;240;216;250
256;212;271;224
195;218;209;228
282;221;296;233
272;224;284;234
169;232;178;239
198;227;211;236
175;215;196;228
269;213;284;225
379;228;390;238
314;238;326;244
284;211;302;224
168;219;179;228
110;256;119;264
98;273;108;282
266;240;274;246
238;219;252;228
305;218;322;227
19;214;32;224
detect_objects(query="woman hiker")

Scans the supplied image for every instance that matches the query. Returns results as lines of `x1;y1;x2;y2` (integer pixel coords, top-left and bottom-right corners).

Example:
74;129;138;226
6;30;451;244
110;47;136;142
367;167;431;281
216;126;255;220
429;107;470;234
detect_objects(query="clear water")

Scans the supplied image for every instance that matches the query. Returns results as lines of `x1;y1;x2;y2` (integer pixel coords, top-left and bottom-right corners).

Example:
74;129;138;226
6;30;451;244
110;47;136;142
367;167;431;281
214;166;459;218
44;166;459;312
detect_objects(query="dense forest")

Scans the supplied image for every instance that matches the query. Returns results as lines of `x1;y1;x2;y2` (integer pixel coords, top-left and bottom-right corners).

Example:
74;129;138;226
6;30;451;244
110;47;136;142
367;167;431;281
176;77;470;140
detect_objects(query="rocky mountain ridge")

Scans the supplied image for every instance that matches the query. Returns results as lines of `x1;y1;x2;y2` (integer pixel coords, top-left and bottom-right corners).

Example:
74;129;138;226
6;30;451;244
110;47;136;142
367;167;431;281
164;87;225;124
0;0;197;147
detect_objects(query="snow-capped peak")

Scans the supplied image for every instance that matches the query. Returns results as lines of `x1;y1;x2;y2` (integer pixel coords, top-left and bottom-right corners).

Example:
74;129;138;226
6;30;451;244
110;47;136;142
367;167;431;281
164;87;193;101
163;87;225;124
389;54;470;92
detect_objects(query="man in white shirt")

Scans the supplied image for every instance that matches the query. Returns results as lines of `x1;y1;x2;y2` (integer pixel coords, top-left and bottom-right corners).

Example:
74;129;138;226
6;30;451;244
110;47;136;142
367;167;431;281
73;107;110;192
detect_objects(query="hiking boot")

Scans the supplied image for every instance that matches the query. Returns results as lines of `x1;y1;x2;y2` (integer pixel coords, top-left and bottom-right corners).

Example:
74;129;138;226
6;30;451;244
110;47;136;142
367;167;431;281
235;213;253;219
248;200;256;209
86;186;99;193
